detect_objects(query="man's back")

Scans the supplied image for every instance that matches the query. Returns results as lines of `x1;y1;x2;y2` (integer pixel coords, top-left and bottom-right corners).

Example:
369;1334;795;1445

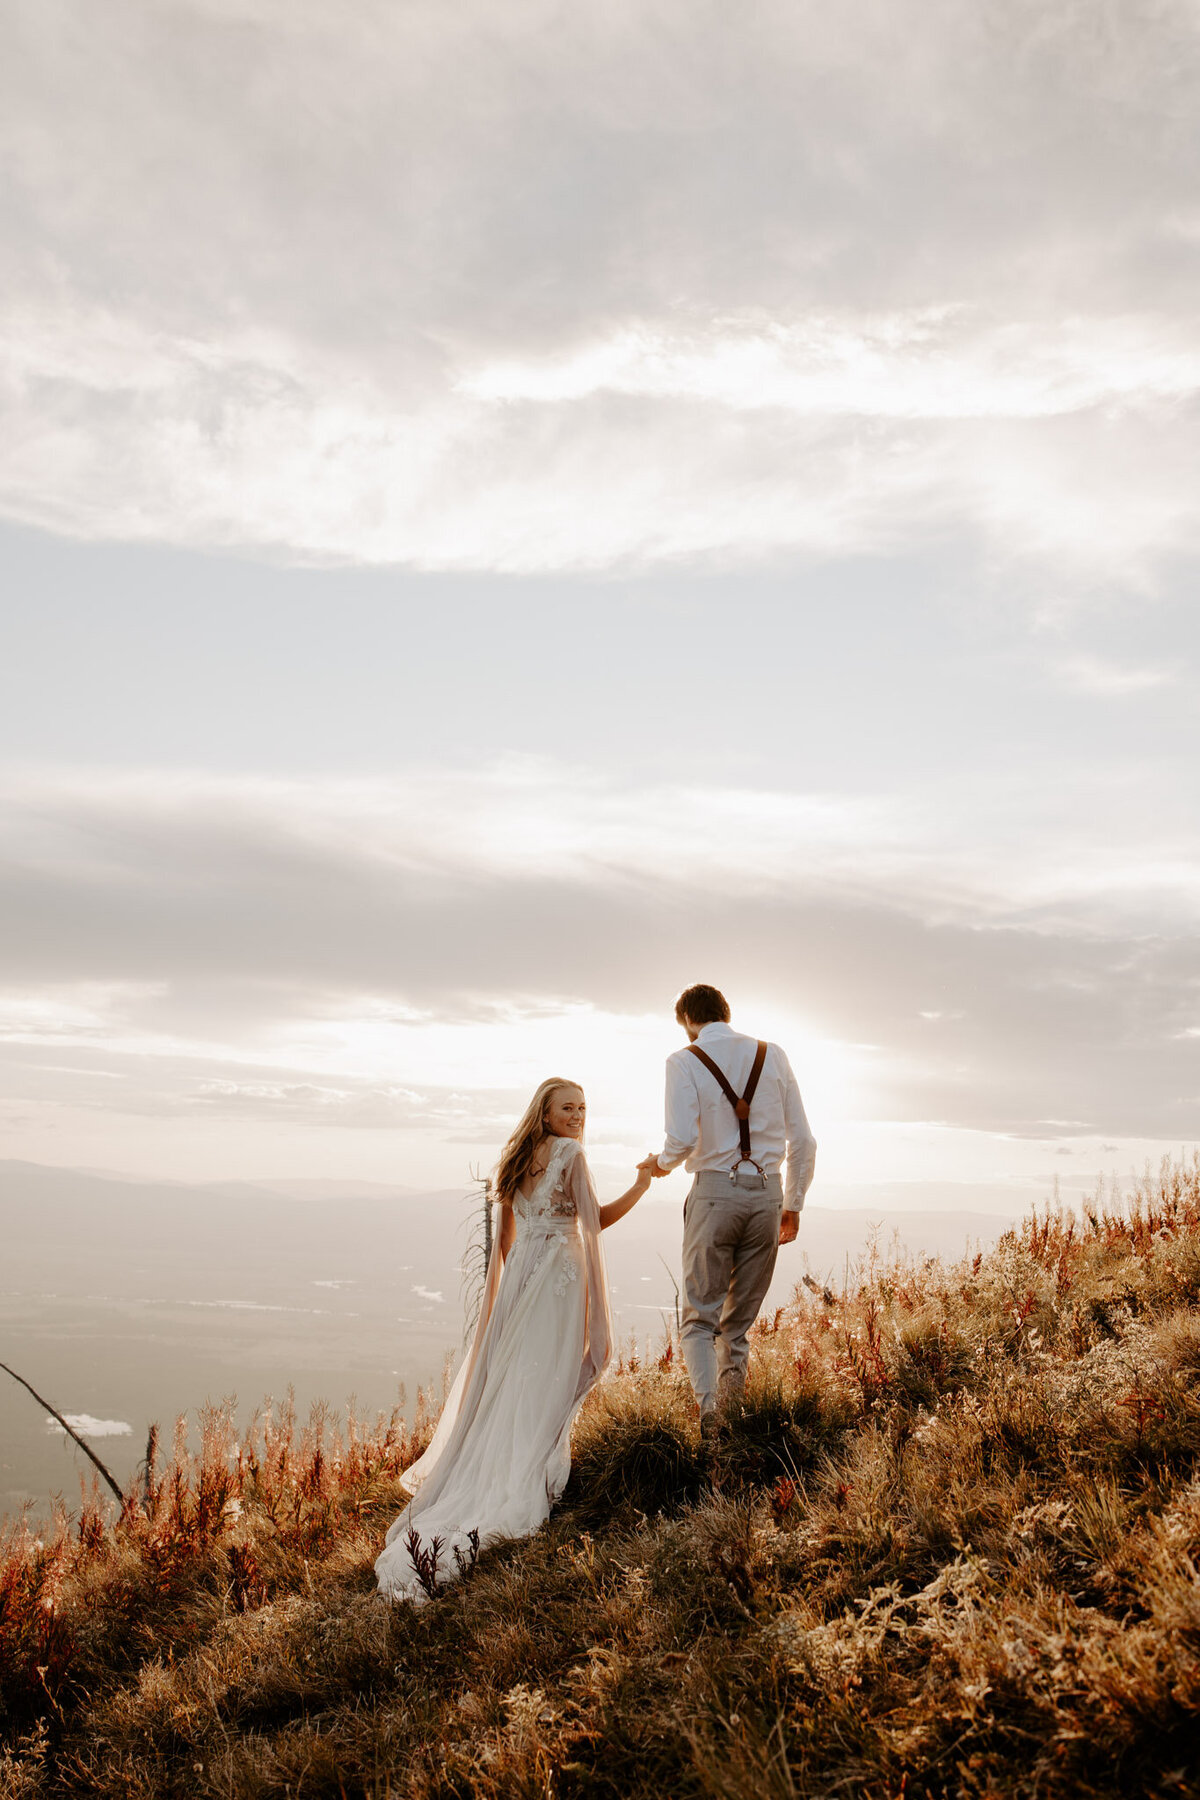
649;985;817;1423
660;1019;816;1210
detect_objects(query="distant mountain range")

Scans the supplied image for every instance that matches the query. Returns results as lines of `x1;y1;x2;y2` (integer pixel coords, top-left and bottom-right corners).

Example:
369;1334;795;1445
0;1153;1028;1341
0;1158;470;1302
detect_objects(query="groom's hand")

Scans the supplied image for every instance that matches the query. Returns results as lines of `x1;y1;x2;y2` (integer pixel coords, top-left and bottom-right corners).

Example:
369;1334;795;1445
779;1209;800;1245
639;1154;668;1178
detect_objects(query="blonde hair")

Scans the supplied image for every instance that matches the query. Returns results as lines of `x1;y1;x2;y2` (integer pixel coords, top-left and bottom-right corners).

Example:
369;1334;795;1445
494;1077;583;1204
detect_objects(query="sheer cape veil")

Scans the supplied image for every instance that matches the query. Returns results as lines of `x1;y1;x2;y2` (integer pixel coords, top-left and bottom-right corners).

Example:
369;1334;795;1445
384;1135;612;1543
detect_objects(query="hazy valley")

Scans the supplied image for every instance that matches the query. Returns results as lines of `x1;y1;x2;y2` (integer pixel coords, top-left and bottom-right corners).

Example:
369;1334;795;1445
0;1158;1019;1522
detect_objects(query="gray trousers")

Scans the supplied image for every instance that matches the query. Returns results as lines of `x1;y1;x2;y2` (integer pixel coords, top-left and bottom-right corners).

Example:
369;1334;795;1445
680;1170;783;1417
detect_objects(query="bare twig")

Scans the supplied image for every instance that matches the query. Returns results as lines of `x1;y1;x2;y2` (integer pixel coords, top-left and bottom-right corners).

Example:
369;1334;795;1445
658;1254;682;1334
459;1168;495;1341
0;1359;124;1504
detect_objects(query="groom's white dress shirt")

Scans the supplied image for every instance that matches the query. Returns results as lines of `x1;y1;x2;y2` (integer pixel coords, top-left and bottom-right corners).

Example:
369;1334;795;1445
654;1022;817;1211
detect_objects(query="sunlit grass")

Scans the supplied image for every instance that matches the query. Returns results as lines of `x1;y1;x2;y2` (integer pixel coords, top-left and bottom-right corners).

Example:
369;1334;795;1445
3;1155;1200;1795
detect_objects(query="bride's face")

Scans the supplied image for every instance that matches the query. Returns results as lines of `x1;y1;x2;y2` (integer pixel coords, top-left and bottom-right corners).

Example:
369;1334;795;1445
543;1085;586;1139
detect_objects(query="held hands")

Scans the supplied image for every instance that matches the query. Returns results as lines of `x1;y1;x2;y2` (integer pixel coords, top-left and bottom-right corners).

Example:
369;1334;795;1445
637;1154;669;1179
633;1155;661;1193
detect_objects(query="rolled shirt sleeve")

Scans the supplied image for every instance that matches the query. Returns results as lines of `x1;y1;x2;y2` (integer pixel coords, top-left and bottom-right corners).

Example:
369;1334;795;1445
782;1057;817;1211
656;1054;700;1172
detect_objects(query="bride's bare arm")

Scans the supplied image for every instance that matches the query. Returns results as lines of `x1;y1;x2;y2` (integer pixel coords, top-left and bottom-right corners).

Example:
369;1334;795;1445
498;1200;515;1258
598;1166;651;1230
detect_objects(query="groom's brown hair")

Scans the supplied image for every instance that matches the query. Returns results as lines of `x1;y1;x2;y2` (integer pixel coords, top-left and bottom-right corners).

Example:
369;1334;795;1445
675;984;730;1026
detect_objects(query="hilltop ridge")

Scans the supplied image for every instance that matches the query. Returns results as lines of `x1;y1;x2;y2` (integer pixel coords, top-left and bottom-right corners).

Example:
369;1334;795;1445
3;1157;1199;1797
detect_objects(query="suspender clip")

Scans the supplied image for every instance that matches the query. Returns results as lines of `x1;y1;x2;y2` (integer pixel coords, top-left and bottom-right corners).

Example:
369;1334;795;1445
729;1157;768;1190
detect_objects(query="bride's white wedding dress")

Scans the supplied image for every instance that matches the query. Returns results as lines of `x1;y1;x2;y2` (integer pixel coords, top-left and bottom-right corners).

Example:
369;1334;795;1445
375;1134;613;1601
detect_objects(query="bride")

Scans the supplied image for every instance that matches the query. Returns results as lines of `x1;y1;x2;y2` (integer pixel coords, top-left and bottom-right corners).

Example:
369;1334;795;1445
375;1078;651;1601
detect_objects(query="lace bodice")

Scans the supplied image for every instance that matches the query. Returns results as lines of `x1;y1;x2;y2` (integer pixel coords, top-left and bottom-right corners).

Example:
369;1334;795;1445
513;1137;580;1221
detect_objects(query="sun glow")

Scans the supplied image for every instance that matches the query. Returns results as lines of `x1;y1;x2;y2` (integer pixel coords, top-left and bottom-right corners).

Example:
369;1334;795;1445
287;998;865;1148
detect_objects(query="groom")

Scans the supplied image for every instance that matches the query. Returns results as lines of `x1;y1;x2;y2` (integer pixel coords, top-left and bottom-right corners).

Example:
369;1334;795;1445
641;985;816;1431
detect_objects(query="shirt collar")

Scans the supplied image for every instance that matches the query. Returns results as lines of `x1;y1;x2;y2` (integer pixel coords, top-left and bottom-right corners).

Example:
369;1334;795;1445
696;1022;733;1043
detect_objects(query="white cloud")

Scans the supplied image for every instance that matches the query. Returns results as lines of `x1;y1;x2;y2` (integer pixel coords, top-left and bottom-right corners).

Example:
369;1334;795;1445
1;761;1199;1156
459;312;1200;421
3;760;1197;930
1;2;1198;574
46;1415;133;1438
1057;656;1176;696
2;302;1198;576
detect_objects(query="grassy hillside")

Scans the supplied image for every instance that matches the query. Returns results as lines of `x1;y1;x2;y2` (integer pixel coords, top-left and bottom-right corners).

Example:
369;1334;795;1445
3;1159;1200;1798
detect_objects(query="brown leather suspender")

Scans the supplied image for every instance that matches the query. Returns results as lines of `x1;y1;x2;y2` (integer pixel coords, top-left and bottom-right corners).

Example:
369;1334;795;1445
687;1039;768;1177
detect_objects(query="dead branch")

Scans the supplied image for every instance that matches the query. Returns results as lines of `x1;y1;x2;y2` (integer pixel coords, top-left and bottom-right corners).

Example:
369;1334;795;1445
0;1358;125;1504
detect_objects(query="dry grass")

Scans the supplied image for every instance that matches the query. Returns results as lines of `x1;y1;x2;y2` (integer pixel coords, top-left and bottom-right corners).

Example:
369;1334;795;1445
4;1157;1200;1797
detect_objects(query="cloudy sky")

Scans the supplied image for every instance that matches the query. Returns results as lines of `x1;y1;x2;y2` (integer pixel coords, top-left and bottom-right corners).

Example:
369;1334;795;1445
2;0;1198;1208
